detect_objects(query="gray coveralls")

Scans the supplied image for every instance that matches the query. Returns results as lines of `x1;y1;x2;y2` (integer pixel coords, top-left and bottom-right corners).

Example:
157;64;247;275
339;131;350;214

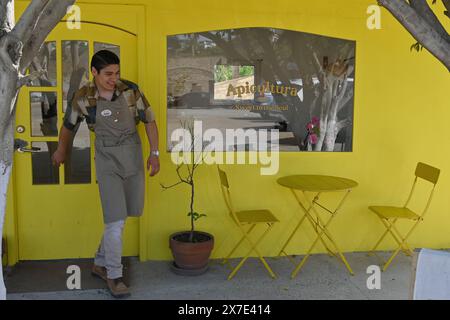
93;94;145;279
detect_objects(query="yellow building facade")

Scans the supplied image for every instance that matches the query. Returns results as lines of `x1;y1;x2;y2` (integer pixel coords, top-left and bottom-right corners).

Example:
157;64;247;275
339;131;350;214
3;0;450;266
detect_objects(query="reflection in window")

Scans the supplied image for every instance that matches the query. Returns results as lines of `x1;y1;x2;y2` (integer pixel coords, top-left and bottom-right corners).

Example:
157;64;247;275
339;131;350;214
94;42;120;60
214;65;255;100
27;42;57;87
61;41;100;184
167;28;356;152
62;41;89;112
30;92;58;137
31;142;59;185
64;122;91;184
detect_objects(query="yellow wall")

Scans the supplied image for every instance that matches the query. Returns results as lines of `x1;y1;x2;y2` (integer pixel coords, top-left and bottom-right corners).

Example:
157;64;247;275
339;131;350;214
5;0;450;263
143;0;450;260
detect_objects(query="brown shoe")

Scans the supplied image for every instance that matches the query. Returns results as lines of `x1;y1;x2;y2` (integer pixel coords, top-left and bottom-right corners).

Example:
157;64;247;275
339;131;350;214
91;265;107;281
107;277;131;298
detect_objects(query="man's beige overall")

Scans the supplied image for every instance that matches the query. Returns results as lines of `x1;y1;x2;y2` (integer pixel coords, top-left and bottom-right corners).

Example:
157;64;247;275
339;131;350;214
93;94;145;279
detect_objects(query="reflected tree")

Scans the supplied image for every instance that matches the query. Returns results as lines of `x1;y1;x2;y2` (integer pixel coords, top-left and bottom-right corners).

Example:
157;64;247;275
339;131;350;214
191;28;355;151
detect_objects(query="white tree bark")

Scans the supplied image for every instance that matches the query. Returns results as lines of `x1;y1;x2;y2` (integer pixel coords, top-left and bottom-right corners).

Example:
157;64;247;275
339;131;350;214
323;69;353;151
0;0;75;300
311;51;354;152
0;163;12;300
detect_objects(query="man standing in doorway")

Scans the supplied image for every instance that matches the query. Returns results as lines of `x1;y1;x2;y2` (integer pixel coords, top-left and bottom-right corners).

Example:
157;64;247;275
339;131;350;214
52;50;160;298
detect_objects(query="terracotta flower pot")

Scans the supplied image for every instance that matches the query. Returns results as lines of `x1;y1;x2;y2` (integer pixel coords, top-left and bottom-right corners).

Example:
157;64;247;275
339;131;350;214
169;231;214;272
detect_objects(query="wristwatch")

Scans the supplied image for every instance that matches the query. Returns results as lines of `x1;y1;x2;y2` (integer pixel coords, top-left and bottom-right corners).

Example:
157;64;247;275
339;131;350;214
150;150;160;157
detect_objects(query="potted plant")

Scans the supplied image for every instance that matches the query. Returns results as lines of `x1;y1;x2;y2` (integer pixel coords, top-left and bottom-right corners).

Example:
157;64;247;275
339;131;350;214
161;120;214;275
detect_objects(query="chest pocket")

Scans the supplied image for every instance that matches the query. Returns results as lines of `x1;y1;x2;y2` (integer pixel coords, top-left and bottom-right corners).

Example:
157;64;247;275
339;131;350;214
95;95;136;136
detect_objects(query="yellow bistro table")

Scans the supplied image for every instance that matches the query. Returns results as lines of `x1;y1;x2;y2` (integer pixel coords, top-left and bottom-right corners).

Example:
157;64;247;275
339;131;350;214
277;175;358;279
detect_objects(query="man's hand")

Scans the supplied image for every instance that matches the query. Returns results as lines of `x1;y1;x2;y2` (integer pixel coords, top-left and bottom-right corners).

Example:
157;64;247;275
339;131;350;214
147;154;160;176
52;125;74;167
52;149;66;167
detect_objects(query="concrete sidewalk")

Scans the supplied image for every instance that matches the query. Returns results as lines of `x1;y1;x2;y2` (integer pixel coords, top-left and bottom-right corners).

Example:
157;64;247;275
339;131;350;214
6;252;412;300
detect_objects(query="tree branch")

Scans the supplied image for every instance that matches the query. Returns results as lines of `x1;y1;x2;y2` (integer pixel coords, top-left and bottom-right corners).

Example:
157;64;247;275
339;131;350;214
16;69;45;89
336;118;352;133
19;0;75;73
0;0;14;34
176;164;190;184
10;0;51;43
160;181;185;190
410;0;449;39
337;85;354;113
0;33;21;72
378;0;450;71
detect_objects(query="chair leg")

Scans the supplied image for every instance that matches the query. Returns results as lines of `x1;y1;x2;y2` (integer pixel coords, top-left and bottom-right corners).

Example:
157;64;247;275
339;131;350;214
383;245;402;271
228;223;276;280
369;217;397;255
254;224;277;279
222;224;256;265
242;224;277;279
369;228;390;256
374;218;406;267
228;256;250;280
382;220;421;271
391;224;414;256
382;219;415;258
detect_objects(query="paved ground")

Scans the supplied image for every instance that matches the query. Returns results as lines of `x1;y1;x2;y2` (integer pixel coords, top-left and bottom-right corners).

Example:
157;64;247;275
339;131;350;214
5;251;413;300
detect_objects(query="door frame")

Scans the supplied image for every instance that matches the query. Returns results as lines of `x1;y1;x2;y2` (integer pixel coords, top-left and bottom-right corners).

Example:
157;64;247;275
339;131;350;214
4;3;149;266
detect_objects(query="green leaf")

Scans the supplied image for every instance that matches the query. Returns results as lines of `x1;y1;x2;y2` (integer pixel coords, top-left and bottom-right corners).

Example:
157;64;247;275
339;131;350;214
410;42;423;52
188;211;206;221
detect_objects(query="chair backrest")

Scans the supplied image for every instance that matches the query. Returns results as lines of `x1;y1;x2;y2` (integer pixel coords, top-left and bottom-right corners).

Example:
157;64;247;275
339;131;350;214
217;166;239;225
415;162;440;184
218;166;230;188
405;162;440;218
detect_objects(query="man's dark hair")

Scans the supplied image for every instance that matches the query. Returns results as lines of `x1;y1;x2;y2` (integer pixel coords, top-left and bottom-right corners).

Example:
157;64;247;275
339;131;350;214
91;50;120;73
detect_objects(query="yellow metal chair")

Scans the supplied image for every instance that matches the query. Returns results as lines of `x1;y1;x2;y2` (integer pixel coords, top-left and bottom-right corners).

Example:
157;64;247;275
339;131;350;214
217;166;279;280
369;162;440;271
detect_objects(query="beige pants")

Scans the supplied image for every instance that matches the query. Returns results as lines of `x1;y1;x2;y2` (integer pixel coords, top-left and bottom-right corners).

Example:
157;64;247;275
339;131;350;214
94;219;126;279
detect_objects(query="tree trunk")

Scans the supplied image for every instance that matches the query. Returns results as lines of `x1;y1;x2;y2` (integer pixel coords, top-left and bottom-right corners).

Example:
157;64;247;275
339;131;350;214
0;162;12;300
312;56;354;152
324;119;338;151
0;0;76;300
0;58;19;301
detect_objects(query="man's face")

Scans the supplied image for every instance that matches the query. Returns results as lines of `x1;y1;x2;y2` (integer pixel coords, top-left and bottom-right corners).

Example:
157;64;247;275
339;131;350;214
92;64;120;91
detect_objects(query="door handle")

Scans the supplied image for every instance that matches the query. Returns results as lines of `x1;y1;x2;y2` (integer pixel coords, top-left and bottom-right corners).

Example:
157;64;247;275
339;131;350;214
18;146;41;153
14;139;41;153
